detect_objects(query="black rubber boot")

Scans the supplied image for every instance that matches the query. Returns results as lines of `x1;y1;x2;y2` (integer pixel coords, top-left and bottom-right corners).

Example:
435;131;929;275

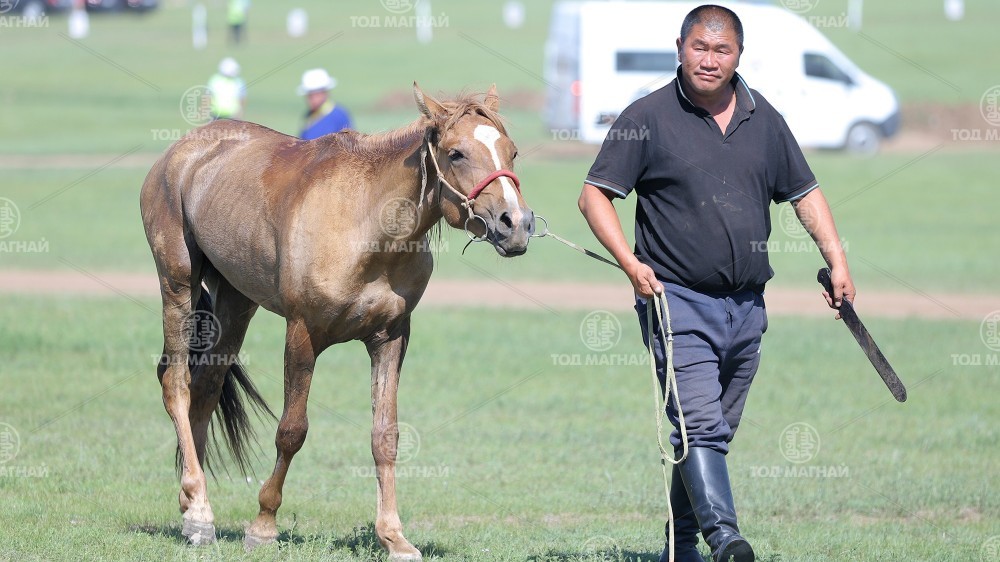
658;465;703;562
677;447;755;562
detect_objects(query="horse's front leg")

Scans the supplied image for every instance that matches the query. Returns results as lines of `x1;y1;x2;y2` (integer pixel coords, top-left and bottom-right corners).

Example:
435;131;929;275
366;317;422;561
245;318;317;550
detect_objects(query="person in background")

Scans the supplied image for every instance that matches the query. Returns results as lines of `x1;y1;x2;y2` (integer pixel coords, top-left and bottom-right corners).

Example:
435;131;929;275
228;0;249;44
298;68;353;140
206;57;246;121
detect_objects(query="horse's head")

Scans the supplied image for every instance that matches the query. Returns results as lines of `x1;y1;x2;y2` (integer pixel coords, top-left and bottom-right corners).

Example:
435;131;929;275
413;82;535;257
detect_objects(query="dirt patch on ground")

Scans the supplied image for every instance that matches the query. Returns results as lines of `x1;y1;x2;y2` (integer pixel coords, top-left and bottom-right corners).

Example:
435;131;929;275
1;269;995;320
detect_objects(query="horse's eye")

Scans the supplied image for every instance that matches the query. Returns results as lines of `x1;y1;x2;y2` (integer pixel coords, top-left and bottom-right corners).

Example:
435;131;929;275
448;150;464;162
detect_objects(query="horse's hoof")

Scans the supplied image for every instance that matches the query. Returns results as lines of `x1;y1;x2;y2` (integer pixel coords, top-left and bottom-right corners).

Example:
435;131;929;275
182;520;217;546
244;532;277;551
388;551;423;561
389;552;424;562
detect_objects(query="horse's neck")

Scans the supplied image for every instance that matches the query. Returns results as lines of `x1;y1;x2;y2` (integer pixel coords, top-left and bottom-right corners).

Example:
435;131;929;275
370;130;444;244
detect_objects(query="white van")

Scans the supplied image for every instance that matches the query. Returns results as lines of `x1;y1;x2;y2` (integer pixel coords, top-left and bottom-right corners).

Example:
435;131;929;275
543;1;900;153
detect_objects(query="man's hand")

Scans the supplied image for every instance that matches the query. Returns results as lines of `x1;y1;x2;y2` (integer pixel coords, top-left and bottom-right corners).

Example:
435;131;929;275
821;267;856;320
624;258;663;298
792;189;854;320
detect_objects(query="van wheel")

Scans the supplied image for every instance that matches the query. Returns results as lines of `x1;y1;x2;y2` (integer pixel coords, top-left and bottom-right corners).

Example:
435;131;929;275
845;122;881;155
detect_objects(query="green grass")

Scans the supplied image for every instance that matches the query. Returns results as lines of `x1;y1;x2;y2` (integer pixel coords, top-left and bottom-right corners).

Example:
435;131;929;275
1;4;998;558
1;149;997;293
0;296;997;560
0;0;997;155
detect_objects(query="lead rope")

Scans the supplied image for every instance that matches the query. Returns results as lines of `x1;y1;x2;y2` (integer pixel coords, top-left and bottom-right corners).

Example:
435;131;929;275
534;219;688;562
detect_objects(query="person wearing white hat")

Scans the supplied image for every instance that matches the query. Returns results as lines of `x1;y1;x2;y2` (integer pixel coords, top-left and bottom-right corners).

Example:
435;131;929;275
207;57;247;120
298;68;353;140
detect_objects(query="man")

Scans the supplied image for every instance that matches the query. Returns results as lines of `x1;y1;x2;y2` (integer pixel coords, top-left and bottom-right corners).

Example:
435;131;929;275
207;57;246;121
228;0;250;44
578;5;855;562
298;68;353;140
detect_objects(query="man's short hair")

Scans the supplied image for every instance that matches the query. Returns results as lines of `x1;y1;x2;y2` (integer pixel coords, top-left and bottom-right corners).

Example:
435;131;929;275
680;4;744;49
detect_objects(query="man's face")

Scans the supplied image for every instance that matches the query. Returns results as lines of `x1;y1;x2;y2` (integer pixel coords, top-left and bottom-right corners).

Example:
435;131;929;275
676;22;742;100
306;90;328;112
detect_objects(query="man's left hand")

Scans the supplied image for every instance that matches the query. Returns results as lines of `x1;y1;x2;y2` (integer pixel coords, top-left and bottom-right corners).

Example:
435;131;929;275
821;267;856;320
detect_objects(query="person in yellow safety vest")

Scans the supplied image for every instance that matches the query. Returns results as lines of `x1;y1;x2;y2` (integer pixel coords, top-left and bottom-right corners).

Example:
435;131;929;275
228;0;250;44
206;57;247;121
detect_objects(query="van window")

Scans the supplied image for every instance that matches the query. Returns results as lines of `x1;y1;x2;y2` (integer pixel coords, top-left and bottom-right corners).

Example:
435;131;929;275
616;51;676;72
804;53;852;84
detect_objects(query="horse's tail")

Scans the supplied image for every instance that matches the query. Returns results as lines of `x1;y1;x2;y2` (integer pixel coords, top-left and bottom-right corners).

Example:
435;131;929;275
180;289;276;477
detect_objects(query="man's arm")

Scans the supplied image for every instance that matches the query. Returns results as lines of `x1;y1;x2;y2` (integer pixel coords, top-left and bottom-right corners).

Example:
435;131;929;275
578;183;662;298
791;188;856;315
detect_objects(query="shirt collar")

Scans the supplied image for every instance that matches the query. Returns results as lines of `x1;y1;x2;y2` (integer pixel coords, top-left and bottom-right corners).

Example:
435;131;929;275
675;67;756;115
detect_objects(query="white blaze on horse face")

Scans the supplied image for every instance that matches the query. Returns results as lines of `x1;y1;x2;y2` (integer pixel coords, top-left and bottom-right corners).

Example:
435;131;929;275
472;125;520;213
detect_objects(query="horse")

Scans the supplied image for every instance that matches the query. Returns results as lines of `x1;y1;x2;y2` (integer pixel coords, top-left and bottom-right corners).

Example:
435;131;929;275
139;83;534;559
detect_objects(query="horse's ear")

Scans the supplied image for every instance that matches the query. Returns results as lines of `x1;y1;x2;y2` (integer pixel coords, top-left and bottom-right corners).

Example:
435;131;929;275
484;83;500;112
413;81;445;121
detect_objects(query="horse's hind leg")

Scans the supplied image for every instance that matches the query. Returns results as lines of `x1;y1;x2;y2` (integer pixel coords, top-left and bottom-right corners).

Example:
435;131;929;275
154;249;218;545
188;271;260;472
245;318;317;550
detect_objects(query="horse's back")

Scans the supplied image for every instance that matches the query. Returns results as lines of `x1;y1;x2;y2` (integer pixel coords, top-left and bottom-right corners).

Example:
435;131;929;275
142;121;318;311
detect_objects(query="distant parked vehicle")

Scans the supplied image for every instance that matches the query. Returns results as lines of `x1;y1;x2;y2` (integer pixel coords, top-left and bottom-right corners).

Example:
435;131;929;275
85;0;157;12
544;1;900;153
4;0;73;18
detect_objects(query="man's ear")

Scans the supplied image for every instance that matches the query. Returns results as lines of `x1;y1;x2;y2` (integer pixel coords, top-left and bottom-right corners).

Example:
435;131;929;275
675;37;683;63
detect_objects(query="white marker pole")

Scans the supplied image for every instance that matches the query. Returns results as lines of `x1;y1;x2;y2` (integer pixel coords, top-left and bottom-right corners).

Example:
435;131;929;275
416;0;432;45
944;0;964;21
192;4;207;50
847;0;863;31
287;8;308;38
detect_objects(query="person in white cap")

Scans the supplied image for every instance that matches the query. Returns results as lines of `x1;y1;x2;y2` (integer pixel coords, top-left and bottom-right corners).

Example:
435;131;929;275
207;57;247;120
298;68;353;140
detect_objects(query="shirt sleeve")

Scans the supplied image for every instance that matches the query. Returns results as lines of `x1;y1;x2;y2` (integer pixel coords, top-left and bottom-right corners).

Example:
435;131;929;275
770;113;819;203
584;115;648;199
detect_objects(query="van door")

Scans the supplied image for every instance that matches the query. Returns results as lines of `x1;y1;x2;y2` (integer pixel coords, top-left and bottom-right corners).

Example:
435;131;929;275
785;52;856;148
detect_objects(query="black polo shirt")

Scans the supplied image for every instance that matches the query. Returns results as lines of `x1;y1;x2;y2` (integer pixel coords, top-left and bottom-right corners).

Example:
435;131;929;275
585;70;817;294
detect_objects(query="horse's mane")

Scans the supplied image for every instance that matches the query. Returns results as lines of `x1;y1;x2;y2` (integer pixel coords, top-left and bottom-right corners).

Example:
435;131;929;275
333;92;508;161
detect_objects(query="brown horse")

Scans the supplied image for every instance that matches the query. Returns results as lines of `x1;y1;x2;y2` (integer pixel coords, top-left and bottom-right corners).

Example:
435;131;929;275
140;83;533;559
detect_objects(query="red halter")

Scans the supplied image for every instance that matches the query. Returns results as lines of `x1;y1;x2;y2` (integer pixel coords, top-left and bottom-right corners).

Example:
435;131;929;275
467;169;521;202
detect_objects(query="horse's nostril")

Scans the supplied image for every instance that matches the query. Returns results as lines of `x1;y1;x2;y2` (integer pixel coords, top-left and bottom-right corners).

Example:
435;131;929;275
498;212;514;231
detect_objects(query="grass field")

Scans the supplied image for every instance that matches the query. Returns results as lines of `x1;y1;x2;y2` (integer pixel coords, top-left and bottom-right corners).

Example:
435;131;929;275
1;148;998;293
1;0;998;560
0;296;997;561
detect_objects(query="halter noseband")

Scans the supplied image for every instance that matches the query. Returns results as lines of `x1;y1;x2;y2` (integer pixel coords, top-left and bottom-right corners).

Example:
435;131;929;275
468;169;521;202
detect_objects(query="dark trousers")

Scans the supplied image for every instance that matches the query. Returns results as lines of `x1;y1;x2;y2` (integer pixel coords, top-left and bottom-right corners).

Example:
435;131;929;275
636;282;767;455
